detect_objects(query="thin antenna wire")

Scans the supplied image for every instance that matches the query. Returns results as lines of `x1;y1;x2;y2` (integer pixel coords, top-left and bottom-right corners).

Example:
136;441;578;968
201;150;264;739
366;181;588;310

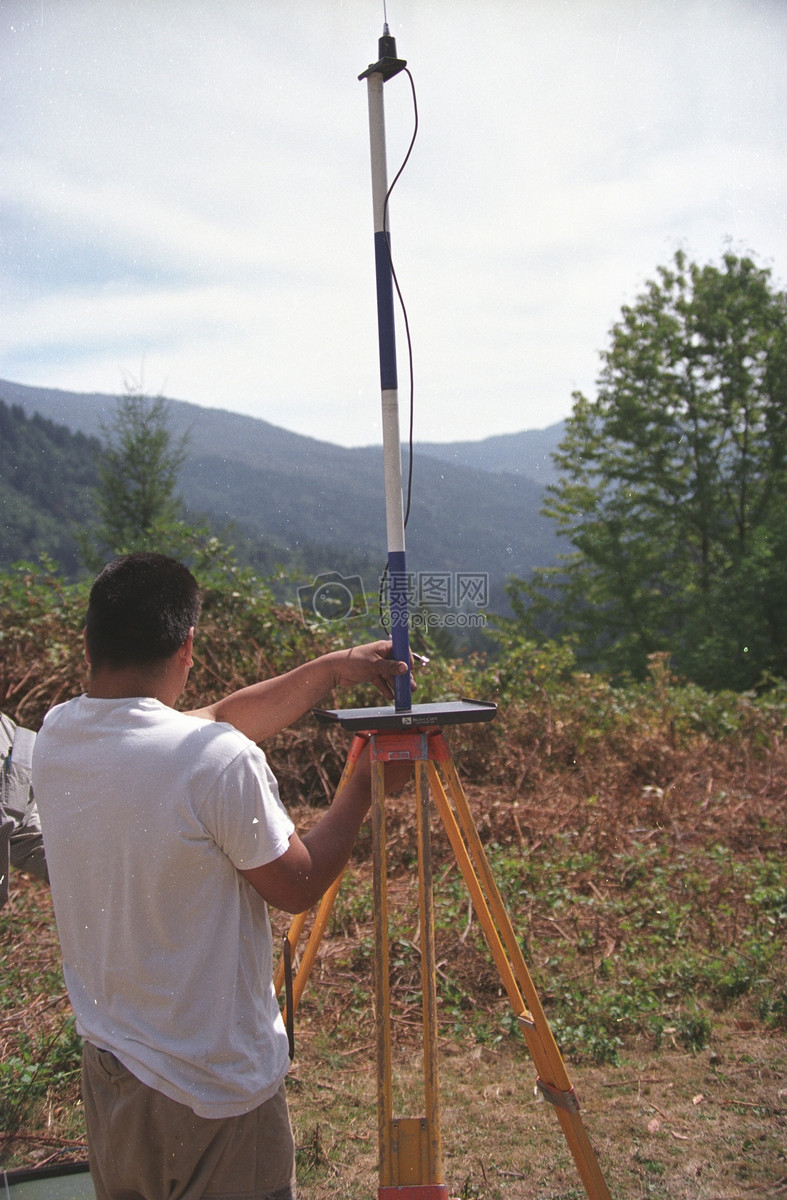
378;64;419;637
382;67;418;528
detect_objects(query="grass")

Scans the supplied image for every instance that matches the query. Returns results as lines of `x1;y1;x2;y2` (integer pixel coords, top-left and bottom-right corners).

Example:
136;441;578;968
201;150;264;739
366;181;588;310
286;1024;786;1199
3;809;785;1196
1;579;785;1194
0;882;86;1170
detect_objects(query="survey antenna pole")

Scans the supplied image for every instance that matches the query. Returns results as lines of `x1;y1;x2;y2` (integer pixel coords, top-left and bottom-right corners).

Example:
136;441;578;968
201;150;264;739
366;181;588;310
360;26;412;711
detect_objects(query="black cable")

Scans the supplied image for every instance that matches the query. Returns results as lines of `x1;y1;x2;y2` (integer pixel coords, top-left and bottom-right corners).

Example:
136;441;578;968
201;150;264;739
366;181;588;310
382;66;418;529
378;66;419;635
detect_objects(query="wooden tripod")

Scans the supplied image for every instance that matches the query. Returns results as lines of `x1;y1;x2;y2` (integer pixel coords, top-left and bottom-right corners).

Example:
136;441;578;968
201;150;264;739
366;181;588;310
274;724;612;1200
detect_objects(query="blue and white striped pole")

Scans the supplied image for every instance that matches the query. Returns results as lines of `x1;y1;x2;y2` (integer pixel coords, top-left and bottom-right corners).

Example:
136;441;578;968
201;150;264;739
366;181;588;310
360;29;412;711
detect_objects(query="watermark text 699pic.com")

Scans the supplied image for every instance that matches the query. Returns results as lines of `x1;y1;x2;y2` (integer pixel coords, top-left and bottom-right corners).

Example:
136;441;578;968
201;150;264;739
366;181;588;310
296;570;489;628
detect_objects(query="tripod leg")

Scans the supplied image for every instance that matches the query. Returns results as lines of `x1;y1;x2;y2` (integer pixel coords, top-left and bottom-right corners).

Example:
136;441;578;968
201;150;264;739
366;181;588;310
427;754;612;1200
371;741;450;1200
371;753;394;1185
414;759;444;1185
273;908;309;999
429;759;556;1040
273;734;369;1018
280;873;346;1018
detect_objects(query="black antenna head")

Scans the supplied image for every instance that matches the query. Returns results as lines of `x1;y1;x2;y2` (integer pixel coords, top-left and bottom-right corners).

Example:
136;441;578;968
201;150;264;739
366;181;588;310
378;31;397;60
358;28;406;81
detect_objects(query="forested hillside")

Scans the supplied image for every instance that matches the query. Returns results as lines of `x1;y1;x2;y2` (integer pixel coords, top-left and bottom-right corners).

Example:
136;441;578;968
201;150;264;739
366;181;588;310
0;400;100;576
0;381;561;601
0;400;336;583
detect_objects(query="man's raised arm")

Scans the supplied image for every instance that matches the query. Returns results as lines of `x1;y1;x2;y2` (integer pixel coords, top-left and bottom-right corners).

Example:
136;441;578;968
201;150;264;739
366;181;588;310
186;640;410;743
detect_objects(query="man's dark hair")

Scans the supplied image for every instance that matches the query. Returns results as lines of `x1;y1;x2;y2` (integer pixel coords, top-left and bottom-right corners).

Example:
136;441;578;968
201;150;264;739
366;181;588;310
85;553;202;670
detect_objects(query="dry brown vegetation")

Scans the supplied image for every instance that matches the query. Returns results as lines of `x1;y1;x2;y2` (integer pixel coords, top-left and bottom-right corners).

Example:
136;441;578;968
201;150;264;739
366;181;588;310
1;573;786;1196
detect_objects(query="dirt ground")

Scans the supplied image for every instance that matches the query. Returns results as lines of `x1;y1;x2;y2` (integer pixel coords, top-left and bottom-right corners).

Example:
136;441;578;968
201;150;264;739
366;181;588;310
284;1016;787;1199
3;718;786;1198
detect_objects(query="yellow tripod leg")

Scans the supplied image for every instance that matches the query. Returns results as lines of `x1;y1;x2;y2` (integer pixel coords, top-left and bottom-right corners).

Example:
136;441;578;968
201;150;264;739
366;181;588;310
371;737;450;1200
371;752;394;1187
427;742;611;1200
413;758;444;1185
273;734;369;1015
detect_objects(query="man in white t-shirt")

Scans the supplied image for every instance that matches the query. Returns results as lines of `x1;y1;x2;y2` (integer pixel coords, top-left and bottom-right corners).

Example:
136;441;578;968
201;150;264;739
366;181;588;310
32;552;411;1200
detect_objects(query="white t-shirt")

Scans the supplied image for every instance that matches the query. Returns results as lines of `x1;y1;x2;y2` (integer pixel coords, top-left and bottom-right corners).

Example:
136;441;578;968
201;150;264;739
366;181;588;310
32;696;295;1118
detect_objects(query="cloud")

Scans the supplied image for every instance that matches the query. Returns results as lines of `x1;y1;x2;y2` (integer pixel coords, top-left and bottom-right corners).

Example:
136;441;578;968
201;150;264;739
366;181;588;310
2;0;786;444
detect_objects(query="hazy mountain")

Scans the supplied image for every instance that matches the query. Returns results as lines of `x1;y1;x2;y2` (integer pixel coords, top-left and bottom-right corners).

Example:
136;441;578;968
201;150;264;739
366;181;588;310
414;425;564;485
0;379;563;609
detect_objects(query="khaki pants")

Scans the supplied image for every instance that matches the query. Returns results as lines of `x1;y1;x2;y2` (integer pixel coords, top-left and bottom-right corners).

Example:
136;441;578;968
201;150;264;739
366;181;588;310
81;1042;296;1200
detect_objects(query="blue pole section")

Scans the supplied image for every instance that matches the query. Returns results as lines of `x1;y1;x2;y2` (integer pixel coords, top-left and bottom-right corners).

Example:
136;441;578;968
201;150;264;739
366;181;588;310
361;33;412;710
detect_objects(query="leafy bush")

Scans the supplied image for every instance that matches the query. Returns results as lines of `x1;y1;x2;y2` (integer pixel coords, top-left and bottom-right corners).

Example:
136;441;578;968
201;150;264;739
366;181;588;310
0;556;785;1170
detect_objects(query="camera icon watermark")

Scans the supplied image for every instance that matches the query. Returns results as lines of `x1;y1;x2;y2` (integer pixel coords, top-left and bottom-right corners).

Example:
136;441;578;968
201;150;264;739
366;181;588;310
296;568;490;628
297;571;368;623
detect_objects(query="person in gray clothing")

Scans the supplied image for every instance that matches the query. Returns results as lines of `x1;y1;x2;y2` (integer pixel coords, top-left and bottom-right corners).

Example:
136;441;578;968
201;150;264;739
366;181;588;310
0;712;48;909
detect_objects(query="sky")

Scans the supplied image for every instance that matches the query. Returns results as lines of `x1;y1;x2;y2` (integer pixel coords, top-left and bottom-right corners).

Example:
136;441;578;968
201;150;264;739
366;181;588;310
2;0;786;448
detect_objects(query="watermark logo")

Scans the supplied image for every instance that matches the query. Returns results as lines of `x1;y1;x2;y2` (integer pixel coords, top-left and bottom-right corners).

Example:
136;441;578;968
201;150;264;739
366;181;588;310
297;572;368;623
297;569;489;627
382;571;489;611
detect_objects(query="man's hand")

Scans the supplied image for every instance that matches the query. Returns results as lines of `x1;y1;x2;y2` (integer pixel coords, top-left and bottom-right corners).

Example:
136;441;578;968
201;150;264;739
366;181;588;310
331;640;412;702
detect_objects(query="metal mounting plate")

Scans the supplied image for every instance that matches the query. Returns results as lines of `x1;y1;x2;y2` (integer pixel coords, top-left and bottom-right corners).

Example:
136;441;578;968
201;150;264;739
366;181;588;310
313;698;497;731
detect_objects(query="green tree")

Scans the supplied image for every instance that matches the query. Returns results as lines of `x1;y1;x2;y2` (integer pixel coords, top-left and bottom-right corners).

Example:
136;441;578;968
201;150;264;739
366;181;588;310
78;387;261;604
515;249;787;689
80;388;190;570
